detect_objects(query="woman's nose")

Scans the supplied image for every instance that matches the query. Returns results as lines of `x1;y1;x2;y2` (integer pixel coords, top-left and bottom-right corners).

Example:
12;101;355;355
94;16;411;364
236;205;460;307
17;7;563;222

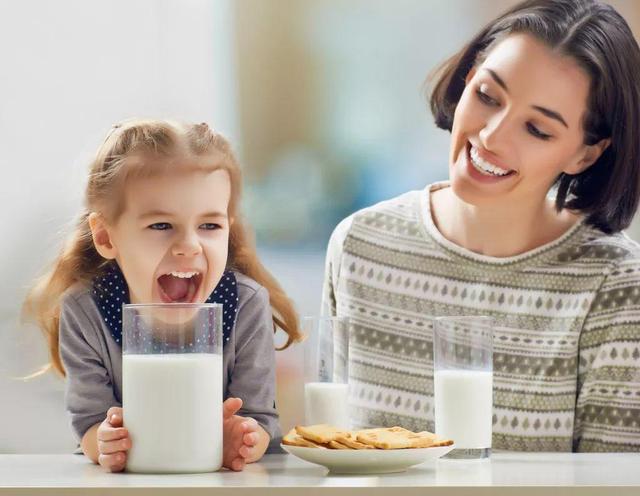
479;111;511;152
172;232;202;257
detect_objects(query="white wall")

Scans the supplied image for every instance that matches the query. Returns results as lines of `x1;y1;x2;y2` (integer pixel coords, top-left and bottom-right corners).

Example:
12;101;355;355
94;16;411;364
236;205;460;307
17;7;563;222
0;0;223;453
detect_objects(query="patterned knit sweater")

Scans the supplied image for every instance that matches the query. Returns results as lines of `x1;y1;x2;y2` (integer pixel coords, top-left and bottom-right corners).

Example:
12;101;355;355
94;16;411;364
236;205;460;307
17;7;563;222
323;183;640;452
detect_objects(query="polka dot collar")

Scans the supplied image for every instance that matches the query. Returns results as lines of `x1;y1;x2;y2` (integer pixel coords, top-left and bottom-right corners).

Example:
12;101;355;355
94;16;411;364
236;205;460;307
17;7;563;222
91;263;239;348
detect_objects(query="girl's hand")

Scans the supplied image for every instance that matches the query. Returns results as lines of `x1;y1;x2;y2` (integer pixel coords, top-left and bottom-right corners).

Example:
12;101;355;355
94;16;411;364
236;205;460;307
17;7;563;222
97;406;131;473
222;397;263;471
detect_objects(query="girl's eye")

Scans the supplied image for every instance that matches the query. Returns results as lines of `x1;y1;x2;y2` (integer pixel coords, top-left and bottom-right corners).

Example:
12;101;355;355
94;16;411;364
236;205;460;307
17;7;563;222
475;88;499;106
148;222;172;230
526;122;552;141
200;223;221;230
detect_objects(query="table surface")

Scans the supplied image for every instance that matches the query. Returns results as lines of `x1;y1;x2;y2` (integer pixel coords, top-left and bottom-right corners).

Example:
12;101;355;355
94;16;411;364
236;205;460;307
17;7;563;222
2;452;640;495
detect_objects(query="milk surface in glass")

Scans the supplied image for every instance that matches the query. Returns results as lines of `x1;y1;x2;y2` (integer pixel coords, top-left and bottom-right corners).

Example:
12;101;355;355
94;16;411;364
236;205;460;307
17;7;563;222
304;382;350;428
123;353;222;473
434;369;493;448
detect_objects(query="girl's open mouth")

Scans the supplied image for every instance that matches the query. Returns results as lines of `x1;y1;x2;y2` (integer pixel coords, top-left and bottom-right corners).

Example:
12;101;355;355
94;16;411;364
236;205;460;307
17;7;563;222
157;271;203;303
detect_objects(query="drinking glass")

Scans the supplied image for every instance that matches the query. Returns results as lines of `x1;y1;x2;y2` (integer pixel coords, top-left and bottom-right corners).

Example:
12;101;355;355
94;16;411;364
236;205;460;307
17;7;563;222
433;316;493;459
302;316;350;428
122;303;223;473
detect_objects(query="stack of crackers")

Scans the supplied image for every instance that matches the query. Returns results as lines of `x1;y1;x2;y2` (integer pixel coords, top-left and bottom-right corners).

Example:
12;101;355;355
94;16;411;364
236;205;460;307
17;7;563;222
283;424;453;450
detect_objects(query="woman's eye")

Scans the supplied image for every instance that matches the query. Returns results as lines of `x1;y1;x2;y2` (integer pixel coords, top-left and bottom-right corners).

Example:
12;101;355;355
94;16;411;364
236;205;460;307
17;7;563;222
475;89;498;106
474;85;552;141
148;222;172;230
200;223;221;230
526;122;552;141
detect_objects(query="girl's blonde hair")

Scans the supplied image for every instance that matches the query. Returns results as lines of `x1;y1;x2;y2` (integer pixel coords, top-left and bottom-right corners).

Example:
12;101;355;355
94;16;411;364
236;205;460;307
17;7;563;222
24;119;302;377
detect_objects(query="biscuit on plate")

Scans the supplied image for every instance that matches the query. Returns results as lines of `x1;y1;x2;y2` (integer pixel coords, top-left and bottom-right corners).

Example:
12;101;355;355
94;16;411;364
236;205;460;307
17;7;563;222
282;428;327;448
334;433;375;450
295;424;350;444
417;431;454;447
328;440;353;450
356;426;444;449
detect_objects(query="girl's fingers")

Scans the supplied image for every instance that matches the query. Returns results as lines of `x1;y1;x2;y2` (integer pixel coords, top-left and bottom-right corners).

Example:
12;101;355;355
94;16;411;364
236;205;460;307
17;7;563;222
230;456;245;472
242;432;258;446
106;407;123;427
231;418;248;439
97;427;129;442
98;452;126;472
223;398;243;419
240;418;258;433
109;413;123;427
99;437;131;455
106;406;122;419
238;444;255;459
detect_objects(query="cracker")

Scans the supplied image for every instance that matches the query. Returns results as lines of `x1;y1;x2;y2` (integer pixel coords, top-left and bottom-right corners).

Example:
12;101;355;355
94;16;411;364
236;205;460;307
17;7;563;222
295;424;350;444
328;440;353;450
282;428;327;448
417;431;454;447
287;424;454;450
334;433;375;450
356;426;442;449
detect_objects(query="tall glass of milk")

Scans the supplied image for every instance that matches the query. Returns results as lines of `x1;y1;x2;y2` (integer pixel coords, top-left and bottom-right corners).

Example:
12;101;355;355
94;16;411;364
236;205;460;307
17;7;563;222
302;317;351;428
433;316;493;459
122;303;223;473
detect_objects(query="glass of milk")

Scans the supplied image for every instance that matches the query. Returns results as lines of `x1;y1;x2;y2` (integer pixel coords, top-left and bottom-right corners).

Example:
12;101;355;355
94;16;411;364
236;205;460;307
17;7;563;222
302;316;350;428
433;316;493;459
122;303;223;473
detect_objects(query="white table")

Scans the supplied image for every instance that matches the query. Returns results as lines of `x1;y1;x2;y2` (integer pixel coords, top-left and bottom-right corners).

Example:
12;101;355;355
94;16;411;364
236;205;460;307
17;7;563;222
1;452;639;495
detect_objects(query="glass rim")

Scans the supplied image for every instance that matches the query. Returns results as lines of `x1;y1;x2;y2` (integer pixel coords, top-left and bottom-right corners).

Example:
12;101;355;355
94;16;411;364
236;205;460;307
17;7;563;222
123;302;222;309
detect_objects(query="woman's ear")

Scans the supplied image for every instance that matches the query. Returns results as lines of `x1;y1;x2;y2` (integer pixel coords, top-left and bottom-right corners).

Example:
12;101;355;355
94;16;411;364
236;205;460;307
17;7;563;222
564;138;611;175
88;212;117;260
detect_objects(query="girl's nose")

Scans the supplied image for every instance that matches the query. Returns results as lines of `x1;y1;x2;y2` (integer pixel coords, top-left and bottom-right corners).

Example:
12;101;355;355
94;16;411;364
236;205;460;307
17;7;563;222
172;233;202;257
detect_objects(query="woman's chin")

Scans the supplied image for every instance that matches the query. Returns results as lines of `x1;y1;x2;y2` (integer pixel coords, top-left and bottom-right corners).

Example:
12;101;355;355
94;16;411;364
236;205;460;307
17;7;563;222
448;171;484;205
449;163;515;208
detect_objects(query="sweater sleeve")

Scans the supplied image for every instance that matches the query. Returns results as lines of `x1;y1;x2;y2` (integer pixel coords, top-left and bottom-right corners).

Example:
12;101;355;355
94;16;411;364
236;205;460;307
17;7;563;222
227;285;281;446
59;291;120;441
321;215;353;317
574;254;640;452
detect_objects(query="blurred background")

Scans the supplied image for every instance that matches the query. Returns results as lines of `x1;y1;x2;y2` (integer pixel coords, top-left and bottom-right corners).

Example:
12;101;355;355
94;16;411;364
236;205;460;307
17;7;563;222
2;0;640;453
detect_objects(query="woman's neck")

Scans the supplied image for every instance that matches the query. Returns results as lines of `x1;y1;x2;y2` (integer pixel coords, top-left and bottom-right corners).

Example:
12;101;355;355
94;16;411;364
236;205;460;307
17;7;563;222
430;185;579;258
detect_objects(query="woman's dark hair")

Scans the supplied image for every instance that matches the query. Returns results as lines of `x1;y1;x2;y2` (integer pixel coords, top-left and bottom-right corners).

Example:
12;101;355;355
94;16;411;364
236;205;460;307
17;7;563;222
429;0;640;234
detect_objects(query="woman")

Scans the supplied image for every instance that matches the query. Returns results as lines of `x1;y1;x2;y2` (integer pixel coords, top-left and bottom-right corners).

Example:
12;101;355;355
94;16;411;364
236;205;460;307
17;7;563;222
323;0;640;452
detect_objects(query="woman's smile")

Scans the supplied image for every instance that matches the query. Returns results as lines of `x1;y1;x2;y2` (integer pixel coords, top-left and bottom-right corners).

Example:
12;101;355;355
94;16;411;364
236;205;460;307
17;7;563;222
469;143;514;177
461;140;517;185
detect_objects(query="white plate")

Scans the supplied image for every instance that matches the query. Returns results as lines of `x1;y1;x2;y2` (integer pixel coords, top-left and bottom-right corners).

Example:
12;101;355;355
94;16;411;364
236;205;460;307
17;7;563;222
281;443;455;474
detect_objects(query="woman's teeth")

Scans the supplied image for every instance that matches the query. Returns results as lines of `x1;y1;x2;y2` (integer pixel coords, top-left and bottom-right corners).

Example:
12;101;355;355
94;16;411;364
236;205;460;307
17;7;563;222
470;145;512;177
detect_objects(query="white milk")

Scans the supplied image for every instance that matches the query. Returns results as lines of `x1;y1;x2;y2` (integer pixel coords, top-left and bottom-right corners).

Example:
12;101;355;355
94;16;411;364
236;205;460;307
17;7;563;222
123;353;222;473
434;369;493;449
304;382;350;428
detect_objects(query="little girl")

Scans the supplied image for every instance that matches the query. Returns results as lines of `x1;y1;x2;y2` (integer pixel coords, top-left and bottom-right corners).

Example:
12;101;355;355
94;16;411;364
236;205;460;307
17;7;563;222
24;119;301;472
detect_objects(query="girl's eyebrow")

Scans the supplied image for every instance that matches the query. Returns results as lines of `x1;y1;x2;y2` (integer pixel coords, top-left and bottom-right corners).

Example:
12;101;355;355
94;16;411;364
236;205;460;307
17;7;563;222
200;211;228;219
481;68;569;129
138;210;175;219
138;210;228;219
